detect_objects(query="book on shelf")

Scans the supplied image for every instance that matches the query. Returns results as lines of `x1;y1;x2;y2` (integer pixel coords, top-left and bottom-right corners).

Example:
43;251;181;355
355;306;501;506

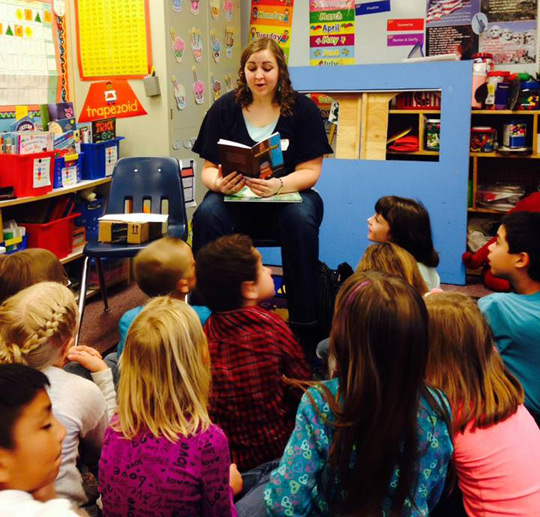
225;186;301;203
218;132;284;178
91;118;116;143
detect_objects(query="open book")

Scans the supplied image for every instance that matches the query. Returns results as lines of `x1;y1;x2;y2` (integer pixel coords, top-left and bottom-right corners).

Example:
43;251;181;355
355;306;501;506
218;132;284;178
225;186;301;203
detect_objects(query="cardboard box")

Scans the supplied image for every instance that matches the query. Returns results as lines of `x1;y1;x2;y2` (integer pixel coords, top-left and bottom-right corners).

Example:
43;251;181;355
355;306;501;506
98;214;168;244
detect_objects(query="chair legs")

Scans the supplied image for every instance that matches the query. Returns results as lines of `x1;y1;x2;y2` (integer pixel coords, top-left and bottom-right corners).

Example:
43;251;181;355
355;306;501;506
75;256;90;346
95;258;110;313
75;256;110;347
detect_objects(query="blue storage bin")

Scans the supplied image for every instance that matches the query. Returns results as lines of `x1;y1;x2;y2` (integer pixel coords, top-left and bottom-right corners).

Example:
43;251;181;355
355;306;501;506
53;153;83;189
74;196;104;242
81;137;124;180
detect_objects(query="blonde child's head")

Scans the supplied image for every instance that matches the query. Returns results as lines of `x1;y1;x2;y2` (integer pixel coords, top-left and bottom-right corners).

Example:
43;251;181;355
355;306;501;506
0;249;68;304
0;282;77;371
134;237;196;298
425;292;523;432
357;243;428;295
117;296;211;442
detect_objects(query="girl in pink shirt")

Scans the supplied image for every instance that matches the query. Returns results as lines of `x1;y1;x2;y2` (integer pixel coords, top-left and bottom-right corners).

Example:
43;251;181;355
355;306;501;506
426;292;540;516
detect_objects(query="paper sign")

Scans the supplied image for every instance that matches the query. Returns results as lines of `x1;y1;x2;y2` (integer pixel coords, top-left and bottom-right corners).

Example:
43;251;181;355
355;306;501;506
62;165;78;186
356;0;391;15
33;157;51;188
105;145;117;177
79;80;147;122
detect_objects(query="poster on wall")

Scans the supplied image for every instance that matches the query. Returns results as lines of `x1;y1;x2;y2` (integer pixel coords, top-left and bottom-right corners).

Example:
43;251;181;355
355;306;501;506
309;0;355;66
426;0;479;59
426;0;537;65
78;80;147;122
478;0;537;65
249;0;294;62
0;0;66;110
74;0;153;80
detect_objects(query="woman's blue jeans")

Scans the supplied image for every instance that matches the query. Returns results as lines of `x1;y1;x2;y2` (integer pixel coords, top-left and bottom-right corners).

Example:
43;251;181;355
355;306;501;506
192;189;324;326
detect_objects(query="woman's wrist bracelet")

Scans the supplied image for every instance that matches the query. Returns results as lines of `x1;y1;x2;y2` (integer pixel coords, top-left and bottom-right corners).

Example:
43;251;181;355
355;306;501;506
276;177;284;195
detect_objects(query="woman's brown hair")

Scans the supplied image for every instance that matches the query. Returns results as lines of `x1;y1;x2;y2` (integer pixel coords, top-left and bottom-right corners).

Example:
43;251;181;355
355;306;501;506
425;292;523;433
0;249;68;304
236;37;296;117
357;242;428;295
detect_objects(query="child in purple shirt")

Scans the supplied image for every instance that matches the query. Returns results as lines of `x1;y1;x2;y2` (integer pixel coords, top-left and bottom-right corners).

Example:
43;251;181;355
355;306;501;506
99;297;240;516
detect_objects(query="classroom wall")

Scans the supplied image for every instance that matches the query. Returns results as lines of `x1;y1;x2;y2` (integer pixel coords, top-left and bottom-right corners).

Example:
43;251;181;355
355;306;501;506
67;0;171;158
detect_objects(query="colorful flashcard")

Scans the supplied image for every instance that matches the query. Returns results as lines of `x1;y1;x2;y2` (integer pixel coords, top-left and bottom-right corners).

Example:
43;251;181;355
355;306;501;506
171;74;186;110
190;27;203;62
224;0;233;21
33;157;51;188
190;0;200;15
309;0;355;66
249;0;294;62
210;30;222;62
192;66;204;105
225;27;234;58
210;0;220;19
211;74;222;101
170;27;185;62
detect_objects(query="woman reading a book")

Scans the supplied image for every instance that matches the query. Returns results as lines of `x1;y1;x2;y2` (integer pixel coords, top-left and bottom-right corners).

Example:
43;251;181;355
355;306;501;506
192;37;332;347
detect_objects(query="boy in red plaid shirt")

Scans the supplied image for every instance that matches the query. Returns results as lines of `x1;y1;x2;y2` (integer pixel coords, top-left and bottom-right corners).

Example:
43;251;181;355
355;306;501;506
196;234;311;471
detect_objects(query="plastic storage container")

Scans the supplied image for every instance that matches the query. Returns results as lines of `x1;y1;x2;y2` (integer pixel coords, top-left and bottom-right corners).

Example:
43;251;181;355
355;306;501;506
20;213;80;259
470;127;497;152
53;153;83;189
81;137;124;180
74;196;104;241
0;151;55;198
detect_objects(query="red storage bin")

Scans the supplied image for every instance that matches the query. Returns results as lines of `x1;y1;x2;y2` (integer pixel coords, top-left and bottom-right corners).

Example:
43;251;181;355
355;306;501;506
20;213;80;259
0;151;55;198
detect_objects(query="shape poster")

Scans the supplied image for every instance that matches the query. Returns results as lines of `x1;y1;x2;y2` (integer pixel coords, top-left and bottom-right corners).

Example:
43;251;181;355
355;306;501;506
0;0;62;107
74;0;152;80
309;0;355;66
249;0;294;62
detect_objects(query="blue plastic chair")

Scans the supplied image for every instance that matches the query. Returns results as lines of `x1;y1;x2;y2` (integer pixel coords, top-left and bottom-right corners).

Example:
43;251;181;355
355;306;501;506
76;156;188;345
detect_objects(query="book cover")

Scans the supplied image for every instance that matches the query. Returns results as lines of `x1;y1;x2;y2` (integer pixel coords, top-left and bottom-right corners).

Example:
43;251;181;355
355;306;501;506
48;102;75;121
17;131;54;155
39;104;50;131
225;186;302;203
48;117;77;136
218;132;284;178
92;118;116;143
53;131;75;152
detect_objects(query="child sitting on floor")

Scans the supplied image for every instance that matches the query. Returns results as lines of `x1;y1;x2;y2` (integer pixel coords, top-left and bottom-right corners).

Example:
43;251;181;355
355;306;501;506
367;195;441;290
99;296;241;516
116;236;210;356
0;282;116;509
195;234;311;471
265;272;453;515
0;248;68;304
478;212;540;423
426;292;540;515
0;363;80;516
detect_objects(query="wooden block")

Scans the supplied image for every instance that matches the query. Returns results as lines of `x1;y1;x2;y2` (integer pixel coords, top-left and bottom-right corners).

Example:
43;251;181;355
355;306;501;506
332;93;362;159
360;92;397;160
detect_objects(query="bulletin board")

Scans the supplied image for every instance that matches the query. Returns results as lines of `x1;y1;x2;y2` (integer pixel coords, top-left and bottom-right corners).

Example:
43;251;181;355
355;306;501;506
74;0;152;81
0;0;68;112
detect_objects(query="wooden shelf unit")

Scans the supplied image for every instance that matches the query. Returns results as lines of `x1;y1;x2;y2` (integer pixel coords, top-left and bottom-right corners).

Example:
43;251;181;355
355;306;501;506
388;108;540;216
0;177;111;209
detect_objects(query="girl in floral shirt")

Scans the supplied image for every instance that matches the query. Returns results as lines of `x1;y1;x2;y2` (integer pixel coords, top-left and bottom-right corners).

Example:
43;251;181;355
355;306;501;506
264;272;453;516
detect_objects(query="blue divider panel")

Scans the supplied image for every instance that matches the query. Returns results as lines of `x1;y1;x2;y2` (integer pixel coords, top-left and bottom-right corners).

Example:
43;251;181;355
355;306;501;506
261;61;472;285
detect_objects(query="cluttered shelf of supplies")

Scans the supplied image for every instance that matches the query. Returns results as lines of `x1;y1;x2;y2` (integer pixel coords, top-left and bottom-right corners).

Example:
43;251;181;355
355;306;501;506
0;102;130;298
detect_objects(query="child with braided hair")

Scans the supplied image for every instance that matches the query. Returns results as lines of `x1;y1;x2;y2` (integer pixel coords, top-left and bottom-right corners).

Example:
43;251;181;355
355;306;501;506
0;282;116;510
